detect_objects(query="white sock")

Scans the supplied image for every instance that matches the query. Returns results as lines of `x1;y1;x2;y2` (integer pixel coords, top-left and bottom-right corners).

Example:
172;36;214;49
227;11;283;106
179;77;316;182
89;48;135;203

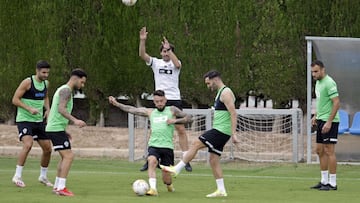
321;170;329;184
15;165;23;178
54;177;60;189
329;174;336;186
40;166;48;178
174;160;186;174
149;178;156;190
58;178;66;190
216;178;226;193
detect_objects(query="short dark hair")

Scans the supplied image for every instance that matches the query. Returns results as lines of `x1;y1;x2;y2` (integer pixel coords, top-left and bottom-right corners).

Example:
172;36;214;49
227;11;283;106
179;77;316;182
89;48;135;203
311;60;324;68
36;60;50;69
71;68;87;78
159;43;175;52
153;90;165;97
203;70;221;79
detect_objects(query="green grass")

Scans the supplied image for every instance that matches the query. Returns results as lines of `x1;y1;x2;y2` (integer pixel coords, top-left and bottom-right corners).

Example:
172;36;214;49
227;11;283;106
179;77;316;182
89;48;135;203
1;157;359;203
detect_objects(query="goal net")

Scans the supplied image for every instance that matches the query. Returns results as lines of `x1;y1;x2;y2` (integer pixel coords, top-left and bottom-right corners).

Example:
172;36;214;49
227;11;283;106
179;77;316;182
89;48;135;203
128;108;304;163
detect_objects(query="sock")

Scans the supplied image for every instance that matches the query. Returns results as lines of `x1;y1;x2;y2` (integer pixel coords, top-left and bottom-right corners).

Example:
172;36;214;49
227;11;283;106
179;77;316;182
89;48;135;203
40;166;48;178
174;160;186;174
54;177;59;189
149;178;156;190
321;170;329;184
15;165;23;178
329;174;337;186
58;178;66;190
216;178;226;193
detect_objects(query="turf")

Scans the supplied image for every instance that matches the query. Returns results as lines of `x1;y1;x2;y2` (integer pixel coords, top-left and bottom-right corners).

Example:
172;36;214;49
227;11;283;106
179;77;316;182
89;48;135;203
0;157;359;203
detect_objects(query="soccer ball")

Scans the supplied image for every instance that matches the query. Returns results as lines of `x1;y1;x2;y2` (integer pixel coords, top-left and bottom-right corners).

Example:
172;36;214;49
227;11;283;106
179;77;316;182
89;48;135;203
132;179;149;196
122;0;137;6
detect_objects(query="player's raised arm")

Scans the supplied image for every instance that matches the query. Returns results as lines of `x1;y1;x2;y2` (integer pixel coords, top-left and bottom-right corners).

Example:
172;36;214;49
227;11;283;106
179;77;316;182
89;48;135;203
162;37;181;69
109;96;150;117
139;26;151;63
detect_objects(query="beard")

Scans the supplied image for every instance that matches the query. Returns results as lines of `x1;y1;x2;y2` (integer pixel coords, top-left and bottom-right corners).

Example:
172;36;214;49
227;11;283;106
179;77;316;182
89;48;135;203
156;106;165;112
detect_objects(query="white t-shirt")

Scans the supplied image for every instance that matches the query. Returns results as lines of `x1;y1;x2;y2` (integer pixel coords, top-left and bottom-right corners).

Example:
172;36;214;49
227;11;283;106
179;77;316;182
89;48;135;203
146;57;181;100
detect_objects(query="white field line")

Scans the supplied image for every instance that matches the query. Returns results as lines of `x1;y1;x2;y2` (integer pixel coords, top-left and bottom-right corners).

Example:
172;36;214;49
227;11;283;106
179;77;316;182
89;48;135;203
1;169;360;181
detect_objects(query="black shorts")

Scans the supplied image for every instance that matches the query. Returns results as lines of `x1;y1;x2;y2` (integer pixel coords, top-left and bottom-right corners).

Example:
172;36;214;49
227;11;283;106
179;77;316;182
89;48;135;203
166;100;183;110
199;129;231;156
147;146;174;166
16;121;49;141
48;131;72;151
316;120;339;144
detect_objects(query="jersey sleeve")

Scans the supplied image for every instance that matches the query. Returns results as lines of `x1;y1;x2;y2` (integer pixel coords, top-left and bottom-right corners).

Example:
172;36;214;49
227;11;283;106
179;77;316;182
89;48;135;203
146;57;154;67
327;81;339;99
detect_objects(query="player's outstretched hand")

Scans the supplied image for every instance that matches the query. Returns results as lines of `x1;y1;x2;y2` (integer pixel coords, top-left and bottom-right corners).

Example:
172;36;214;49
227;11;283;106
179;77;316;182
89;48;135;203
162;37;170;50
108;96;117;106
139;27;148;40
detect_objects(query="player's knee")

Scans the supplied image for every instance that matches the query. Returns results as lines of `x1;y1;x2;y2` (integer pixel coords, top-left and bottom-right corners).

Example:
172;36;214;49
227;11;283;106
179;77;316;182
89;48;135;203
147;156;158;166
22;143;33;152
62;151;74;160
315;145;324;156
192;139;204;148
42;147;52;155
323;145;335;155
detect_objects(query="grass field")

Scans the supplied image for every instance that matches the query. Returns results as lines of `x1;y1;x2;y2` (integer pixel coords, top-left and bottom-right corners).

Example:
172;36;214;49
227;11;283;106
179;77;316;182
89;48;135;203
1;157;359;203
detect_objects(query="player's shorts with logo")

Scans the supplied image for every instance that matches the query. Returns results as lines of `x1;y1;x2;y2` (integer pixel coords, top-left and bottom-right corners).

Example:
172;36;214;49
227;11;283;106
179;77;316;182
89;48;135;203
199;128;230;156
16;121;49;141
48;131;72;151
316;120;339;144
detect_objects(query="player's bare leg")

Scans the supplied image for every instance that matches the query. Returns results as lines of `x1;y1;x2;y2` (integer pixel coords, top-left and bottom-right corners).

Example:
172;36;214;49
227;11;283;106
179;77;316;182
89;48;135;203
37;139;53;186
146;156;158;196
12;135;33;187
55;150;74;196
176;124;192;172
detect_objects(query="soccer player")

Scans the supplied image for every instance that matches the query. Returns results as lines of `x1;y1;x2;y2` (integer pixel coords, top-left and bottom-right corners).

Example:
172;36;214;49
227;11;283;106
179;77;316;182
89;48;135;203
310;60;340;191
109;90;192;196
139;26;192;172
161;70;237;197
12;60;53;188
46;69;87;196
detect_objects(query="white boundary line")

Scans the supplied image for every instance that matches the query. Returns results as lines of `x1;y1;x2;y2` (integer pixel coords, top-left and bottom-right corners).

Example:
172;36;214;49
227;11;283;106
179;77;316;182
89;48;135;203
1;169;360;181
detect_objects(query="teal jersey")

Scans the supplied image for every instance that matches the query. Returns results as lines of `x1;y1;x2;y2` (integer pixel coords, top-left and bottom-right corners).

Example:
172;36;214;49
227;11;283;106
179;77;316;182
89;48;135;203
315;75;340;122
46;85;73;132
213;87;235;136
16;76;48;122
148;107;175;149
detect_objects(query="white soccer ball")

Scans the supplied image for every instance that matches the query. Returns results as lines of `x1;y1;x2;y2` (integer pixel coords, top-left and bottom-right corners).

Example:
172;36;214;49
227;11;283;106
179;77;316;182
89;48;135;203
122;0;137;6
132;179;149;196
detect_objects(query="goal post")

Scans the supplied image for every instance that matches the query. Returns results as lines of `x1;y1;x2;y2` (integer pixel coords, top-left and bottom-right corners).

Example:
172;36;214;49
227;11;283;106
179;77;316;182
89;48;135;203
128;108;304;163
